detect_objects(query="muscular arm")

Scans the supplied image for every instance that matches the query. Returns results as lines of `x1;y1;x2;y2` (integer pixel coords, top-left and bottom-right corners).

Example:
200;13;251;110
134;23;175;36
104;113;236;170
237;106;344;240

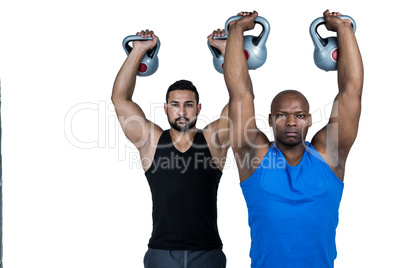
224;12;269;180
204;104;229;147
111;32;163;153
202;31;231;170
203;104;230;170
312;11;364;180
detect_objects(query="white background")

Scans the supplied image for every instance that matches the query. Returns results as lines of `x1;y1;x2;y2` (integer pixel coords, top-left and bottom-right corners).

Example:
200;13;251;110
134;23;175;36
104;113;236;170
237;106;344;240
1;0;401;267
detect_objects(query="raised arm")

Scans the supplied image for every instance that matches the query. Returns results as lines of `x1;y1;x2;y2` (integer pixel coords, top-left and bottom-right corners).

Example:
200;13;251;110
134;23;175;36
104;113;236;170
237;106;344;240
203;30;231;152
111;30;163;153
224;11;270;180
312;10;364;180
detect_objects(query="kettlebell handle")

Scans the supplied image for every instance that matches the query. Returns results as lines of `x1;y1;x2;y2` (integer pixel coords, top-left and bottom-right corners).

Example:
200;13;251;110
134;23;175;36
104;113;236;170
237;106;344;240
310;15;356;49
208;15;270;58
212;15;271;44
122;35;161;58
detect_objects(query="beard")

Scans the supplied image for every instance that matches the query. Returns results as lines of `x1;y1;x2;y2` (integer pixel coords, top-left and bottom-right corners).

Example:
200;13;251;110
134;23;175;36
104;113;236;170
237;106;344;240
168;116;197;132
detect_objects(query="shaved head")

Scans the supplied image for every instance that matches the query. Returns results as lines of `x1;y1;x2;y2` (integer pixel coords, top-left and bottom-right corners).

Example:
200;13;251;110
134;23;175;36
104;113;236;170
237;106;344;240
271;90;310;113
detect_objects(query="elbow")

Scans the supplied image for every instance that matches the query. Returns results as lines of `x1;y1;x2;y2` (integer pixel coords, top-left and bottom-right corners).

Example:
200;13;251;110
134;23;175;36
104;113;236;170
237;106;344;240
339;70;364;98
111;92;115;103
111;83;120;104
340;79;363;98
111;91;125;107
229;89;255;104
111;92;118;105
225;73;253;95
227;83;254;100
229;90;254;100
111;86;130;104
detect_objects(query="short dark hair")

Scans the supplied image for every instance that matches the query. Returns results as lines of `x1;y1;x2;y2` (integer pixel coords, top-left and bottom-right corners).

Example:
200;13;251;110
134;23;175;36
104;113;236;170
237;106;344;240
166;80;199;104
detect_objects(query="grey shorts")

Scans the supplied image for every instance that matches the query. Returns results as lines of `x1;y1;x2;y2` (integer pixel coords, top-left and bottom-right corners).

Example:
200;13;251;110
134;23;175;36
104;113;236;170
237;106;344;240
143;248;226;268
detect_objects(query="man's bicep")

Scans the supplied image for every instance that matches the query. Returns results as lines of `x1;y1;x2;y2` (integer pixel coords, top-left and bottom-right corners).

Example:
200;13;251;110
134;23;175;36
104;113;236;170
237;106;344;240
114;100;161;149
329;92;361;150
204;104;230;148
313;92;361;163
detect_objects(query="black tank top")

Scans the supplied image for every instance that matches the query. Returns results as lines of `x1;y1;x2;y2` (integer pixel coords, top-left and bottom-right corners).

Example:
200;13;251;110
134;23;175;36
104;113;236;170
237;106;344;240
144;130;223;250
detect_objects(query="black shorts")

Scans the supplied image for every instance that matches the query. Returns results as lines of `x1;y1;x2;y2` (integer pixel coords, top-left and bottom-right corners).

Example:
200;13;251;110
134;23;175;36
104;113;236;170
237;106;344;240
144;248;226;268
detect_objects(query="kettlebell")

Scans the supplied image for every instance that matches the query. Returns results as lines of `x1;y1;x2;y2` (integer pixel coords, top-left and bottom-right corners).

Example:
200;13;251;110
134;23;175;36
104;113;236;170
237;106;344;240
207;15;270;74
310;15;356;71
122;35;161;76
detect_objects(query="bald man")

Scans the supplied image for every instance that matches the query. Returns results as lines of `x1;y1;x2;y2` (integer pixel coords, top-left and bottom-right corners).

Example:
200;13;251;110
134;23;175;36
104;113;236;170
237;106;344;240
221;10;363;267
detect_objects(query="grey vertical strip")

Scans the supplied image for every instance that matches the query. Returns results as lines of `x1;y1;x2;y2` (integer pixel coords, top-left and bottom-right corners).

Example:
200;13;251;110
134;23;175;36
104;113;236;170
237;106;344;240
0;78;3;268
183;251;187;268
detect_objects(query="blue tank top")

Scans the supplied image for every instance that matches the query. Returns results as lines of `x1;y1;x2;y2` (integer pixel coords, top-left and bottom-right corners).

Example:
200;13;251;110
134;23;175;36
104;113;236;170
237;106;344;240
240;142;344;268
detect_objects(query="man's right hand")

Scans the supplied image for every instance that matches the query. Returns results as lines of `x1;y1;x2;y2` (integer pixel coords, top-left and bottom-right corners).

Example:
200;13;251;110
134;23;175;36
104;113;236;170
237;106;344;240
132;29;159;53
323;10;352;33
228;11;258;33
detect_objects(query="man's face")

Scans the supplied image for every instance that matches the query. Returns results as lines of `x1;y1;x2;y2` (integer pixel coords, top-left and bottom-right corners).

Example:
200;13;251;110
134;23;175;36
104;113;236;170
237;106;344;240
269;93;311;147
164;90;201;132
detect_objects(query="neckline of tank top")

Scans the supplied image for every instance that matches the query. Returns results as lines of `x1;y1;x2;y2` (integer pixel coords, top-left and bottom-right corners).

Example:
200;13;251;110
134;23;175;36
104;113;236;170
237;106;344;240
167;129;201;154
272;142;309;169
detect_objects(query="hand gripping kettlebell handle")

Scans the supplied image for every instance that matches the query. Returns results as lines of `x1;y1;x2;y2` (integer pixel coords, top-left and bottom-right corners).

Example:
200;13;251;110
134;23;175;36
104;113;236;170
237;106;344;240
309;15;356;49
208;15;271;42
122;35;161;58
222;15;270;44
207;15;270;60
206;18;232;59
207;15;270;74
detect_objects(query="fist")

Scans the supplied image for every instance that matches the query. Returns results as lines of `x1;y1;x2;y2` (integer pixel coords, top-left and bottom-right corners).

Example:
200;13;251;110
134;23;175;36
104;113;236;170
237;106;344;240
133;29;158;51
